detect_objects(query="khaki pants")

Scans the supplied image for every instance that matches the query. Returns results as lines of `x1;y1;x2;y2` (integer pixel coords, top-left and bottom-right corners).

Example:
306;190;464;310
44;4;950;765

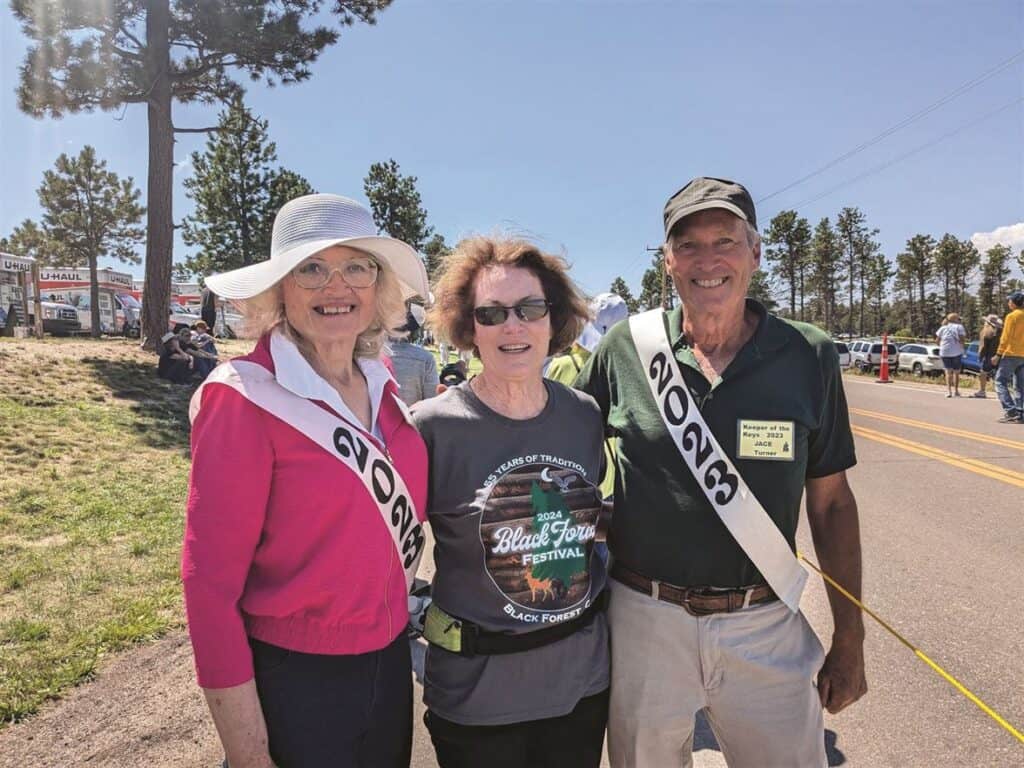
607;579;826;768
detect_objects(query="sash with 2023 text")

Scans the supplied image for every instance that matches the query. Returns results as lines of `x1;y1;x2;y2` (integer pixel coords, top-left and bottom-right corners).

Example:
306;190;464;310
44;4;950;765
629;309;806;611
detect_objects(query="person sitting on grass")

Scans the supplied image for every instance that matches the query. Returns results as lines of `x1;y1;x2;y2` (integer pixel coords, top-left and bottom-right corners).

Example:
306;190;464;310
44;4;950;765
157;328;217;385
190;321;219;381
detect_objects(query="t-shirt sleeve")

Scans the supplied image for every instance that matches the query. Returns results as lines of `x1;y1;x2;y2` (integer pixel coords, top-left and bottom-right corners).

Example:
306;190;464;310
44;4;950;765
573;342;612;425
181;384;273;688
806;340;857;478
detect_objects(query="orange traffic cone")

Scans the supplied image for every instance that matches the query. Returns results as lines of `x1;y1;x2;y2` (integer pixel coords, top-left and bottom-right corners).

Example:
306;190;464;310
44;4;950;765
876;332;892;383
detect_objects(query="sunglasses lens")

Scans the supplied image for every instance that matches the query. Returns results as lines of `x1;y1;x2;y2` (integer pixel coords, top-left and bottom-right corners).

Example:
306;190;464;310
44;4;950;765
516;302;549;321
474;307;509;326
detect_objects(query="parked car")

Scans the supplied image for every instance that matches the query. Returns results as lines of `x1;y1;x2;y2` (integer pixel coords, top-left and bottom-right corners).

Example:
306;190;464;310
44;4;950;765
40;300;83;336
962;341;982;374
849;340;899;373
834;341;851;369
897;343;943;377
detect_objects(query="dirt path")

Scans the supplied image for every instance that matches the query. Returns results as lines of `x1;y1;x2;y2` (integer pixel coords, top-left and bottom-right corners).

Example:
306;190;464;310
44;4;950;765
0;631;222;768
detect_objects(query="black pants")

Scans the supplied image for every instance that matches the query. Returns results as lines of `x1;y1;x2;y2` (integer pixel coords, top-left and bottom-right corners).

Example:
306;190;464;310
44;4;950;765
250;633;412;768
424;688;609;768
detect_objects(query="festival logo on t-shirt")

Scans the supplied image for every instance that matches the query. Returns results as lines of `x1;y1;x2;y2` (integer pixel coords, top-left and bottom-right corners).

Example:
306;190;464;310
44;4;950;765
480;457;601;618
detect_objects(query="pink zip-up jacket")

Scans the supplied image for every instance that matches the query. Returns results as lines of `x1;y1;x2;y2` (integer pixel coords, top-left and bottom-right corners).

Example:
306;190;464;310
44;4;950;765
181;333;428;689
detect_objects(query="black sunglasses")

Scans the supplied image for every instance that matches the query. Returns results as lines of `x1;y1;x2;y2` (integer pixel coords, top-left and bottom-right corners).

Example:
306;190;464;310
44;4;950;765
472;300;551;326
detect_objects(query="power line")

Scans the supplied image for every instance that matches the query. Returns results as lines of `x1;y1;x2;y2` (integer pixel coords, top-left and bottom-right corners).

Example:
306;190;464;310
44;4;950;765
786;96;1024;211
756;48;1024;205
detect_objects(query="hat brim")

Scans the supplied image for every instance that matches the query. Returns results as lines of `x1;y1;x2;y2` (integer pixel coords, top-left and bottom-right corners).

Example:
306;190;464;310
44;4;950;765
664;200;750;238
204;235;429;301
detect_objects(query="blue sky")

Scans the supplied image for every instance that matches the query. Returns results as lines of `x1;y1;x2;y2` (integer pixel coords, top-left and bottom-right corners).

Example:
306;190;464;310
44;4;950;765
1;0;1022;297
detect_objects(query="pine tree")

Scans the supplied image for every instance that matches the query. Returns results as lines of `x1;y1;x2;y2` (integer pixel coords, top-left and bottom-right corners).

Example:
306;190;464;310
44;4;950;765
836;208;870;336
978;244;1013;315
747;269;778;312
34;147;145;337
638;249;673;310
363;159;433;252
609;276;639;314
422;234;451;284
13;0;393;347
763;210;811;320
809;217;841;333
181;97;314;278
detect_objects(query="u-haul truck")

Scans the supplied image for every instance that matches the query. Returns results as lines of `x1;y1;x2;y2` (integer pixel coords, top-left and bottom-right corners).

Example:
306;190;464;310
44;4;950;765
1;253;82;335
38;267;141;335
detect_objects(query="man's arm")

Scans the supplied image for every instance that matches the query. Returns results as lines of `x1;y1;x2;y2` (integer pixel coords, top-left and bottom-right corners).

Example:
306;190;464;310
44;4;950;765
805;470;867;714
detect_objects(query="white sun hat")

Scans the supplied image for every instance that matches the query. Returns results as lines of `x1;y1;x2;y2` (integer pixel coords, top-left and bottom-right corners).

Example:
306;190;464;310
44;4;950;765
576;292;629;352
204;194;429;301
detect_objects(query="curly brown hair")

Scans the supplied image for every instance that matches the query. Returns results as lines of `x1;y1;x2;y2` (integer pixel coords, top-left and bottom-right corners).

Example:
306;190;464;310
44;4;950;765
428;236;590;356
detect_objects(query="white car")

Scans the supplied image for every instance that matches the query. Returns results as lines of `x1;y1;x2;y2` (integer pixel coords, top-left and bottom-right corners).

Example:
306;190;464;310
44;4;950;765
834;341;851;369
897;343;943;377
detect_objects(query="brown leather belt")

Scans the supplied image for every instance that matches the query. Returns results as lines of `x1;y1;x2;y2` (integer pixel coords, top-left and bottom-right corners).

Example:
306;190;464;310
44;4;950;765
611;563;777;617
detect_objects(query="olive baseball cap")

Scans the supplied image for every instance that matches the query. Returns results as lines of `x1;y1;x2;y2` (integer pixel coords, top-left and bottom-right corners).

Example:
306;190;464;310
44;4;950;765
663;177;757;238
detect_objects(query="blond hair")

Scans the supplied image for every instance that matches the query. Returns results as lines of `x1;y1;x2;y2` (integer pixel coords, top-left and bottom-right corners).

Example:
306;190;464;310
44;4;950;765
236;255;406;359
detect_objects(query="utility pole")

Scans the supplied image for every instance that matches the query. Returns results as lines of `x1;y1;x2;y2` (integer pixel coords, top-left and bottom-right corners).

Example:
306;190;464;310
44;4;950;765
645;245;671;310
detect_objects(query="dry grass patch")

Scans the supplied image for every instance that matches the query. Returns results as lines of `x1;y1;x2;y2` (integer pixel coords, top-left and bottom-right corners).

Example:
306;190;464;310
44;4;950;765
0;336;251;724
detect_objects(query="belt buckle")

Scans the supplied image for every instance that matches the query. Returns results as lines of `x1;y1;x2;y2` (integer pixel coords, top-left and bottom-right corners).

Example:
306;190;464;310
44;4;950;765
679;587;710;617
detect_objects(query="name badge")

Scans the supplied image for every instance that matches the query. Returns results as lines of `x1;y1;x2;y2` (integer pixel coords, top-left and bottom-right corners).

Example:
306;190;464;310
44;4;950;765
737;420;795;461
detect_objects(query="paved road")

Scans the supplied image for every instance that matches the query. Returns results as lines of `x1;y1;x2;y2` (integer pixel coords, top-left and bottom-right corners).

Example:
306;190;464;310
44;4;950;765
411;375;1024;767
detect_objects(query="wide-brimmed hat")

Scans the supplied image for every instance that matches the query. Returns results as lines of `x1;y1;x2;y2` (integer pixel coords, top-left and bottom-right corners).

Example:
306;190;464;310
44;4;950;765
577;292;629;352
984;314;1004;329
204;194;429;301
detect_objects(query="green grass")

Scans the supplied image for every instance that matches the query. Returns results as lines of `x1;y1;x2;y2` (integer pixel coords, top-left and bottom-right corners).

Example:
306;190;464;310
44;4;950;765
0;336;251;724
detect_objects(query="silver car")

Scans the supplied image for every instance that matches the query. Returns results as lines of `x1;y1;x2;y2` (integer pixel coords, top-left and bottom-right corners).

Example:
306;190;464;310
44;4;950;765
897;343;943;377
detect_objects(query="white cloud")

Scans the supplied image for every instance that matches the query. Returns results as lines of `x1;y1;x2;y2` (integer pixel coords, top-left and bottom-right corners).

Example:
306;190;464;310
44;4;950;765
971;222;1024;255
173;157;193;176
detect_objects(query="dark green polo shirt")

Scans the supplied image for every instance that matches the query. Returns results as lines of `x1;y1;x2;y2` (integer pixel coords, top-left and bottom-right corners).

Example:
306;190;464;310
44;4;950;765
574;300;856;588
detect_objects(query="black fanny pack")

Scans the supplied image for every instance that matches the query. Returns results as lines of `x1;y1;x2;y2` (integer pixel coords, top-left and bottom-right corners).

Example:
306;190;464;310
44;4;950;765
423;589;609;657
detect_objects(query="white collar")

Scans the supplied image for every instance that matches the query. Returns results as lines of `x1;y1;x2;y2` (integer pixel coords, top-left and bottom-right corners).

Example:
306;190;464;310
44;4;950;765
270;330;394;438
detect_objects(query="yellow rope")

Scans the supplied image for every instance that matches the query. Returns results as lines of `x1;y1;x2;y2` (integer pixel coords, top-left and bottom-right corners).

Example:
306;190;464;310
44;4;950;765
798;553;1024;744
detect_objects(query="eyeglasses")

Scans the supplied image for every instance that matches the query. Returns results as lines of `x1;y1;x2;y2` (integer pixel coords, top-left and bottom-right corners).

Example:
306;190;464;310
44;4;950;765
291;257;379;290
472;300;551;326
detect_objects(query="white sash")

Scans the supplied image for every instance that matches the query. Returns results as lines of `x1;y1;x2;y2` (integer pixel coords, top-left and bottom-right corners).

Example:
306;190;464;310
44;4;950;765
190;361;425;591
629;309;806;612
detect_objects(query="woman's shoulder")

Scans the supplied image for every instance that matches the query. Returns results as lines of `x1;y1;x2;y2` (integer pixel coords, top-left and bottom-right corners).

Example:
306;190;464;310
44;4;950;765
546;378;600;416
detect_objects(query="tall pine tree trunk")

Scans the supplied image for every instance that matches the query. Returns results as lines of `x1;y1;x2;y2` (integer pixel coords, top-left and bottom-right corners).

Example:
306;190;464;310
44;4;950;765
141;0;174;350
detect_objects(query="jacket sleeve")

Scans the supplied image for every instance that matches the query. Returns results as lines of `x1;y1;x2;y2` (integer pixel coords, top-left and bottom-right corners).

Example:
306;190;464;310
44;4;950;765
996;314;1016;356
181;383;273;688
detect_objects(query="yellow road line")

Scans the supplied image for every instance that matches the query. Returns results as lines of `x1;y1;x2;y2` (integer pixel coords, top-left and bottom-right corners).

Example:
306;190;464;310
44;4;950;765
851;425;1024;488
799;553;1024;745
851;407;1024;451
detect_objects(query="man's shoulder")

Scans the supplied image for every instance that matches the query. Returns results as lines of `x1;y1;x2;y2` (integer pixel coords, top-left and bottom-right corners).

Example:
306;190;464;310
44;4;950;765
595;312;640;357
770;314;835;355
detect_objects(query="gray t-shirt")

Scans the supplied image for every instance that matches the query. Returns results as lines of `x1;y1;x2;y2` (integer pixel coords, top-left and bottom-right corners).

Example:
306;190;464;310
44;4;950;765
411;380;610;725
389;340;440;407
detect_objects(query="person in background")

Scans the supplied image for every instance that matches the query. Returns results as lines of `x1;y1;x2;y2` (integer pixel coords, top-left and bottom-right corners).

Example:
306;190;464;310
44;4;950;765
993;290;1024;423
547;292;628;499
183;193;430;768
201;286;218;332
935;312;967;397
190;320;219;381
413;236;610;768
157;328;195;384
389;303;440;407
971;314;1003;398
